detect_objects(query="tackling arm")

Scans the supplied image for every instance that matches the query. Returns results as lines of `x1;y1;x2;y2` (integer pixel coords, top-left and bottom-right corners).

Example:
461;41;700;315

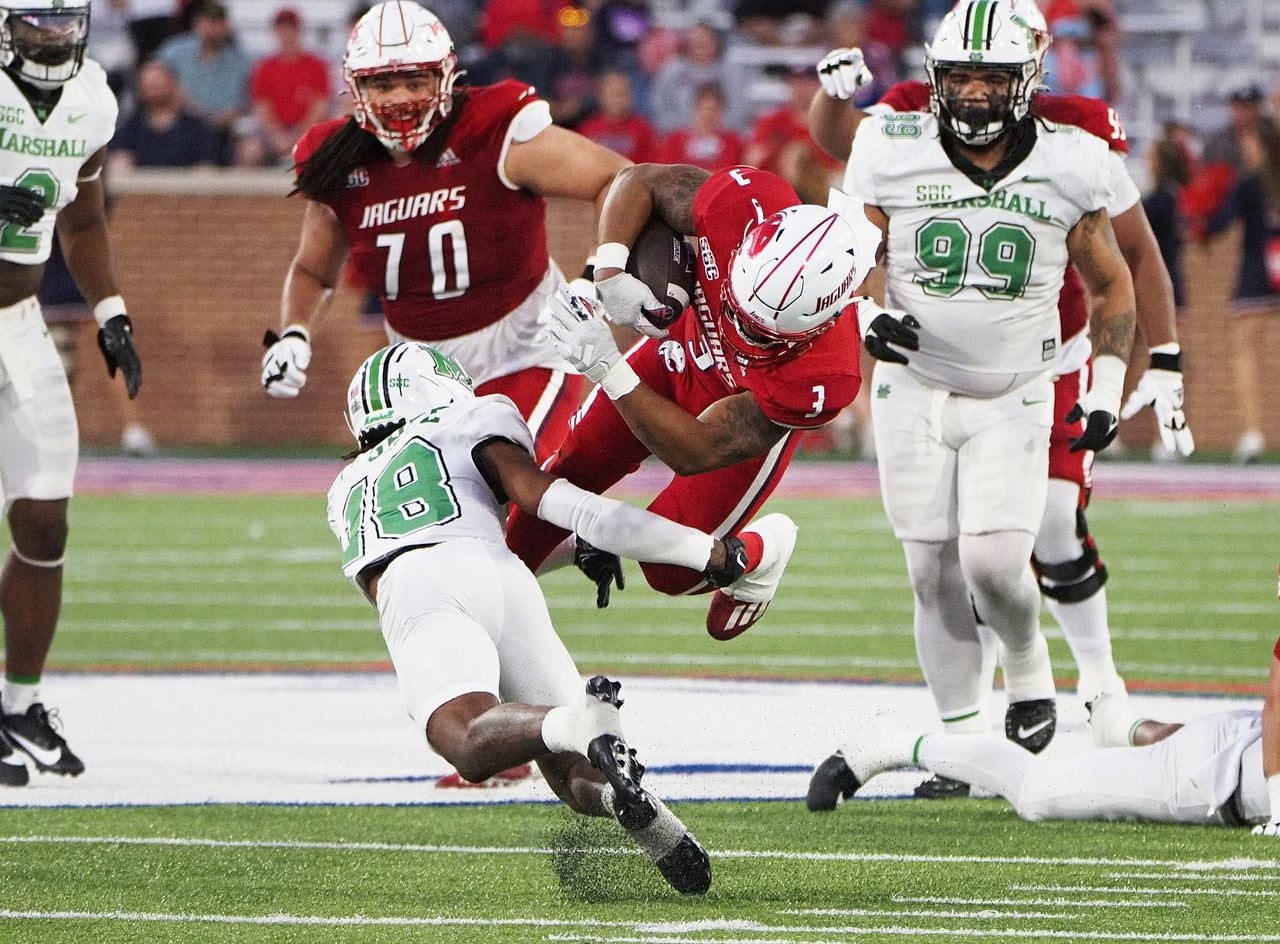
808;90;860;163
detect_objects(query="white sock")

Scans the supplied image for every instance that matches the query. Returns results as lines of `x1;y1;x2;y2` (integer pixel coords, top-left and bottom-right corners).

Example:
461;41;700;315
1045;590;1124;694
2;680;39;715
541;705;585;756
941;710;988;736
1001;632;1056;702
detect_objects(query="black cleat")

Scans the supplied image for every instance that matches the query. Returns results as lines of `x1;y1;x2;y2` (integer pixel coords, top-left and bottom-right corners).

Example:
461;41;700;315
0;729;28;787
2;704;84;776
586;675;624;709
913;774;970;799
654;833;712;896
806;752;861;812
1006;698;1057;754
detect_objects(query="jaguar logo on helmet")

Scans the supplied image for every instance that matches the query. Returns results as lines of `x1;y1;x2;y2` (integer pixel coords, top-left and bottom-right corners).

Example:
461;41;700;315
718;205;862;365
344;1;463;154
0;0;90;89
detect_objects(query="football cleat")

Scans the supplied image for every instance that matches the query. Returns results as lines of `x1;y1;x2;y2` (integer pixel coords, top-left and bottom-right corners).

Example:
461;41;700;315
913;774;970;799
1005;698;1057;754
1085;690;1142;749
435;764;534;789
706;513;797;640
2;704;83;776
0;729;29;787
806;752;860;812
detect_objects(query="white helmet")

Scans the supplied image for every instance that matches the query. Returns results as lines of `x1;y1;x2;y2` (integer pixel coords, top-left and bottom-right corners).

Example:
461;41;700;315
346;343;474;449
927;0;1041;146
0;0;90;89
720;205;861;365
344;1;461;153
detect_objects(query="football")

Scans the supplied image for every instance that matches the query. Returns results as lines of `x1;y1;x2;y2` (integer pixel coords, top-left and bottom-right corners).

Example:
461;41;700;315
626;216;698;331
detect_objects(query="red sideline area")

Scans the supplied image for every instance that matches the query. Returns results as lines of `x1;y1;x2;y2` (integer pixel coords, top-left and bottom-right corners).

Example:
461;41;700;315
75;457;1280;500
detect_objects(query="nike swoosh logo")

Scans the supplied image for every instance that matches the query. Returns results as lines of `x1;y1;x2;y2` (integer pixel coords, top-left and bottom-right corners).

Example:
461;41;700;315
1022;398;1045;406
67;113;87;123
6;730;61;766
1017;719;1054;740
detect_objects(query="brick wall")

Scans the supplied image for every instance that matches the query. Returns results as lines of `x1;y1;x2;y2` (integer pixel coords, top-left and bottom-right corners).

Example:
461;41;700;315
71;175;1276;454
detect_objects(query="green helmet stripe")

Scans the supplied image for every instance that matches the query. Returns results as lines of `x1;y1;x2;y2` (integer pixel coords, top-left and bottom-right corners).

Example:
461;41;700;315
969;0;993;52
365;347;391;412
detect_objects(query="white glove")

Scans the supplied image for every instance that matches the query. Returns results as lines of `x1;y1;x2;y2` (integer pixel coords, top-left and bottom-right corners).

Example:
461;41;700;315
595;270;672;339
542;285;623;383
261;325;311;398
1254;775;1280;836
1067;354;1126;453
816;47;873;101
1119;348;1194;456
1254;820;1280;837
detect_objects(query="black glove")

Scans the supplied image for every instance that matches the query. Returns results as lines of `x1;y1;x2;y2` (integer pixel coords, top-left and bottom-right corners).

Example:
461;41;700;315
574;536;624;608
97;314;142;399
704;536;748;589
1065;402;1118;453
0;184;44;228
864;311;921;364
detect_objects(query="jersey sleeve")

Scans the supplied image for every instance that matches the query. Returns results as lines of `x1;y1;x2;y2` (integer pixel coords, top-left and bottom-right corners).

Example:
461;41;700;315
1034;93;1129;155
1274;635;1280;661
1105;151;1141;217
455;395;536;458
692;166;799;263
758;370;860;429
879;80;930;113
844;118;885;205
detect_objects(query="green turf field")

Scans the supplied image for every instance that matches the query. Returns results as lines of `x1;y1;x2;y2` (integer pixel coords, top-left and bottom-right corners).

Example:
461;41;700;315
50;493;1280;687
2;490;1278;942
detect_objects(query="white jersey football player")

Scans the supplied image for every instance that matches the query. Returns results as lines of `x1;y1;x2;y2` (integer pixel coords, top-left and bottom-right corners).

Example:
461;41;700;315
808;630;1280;838
326;343;759;895
0;0;141;788
841;0;1136;760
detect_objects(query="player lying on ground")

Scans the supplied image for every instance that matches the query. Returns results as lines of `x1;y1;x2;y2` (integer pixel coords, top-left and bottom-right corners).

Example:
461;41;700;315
327;343;753;894
808;634;1280;833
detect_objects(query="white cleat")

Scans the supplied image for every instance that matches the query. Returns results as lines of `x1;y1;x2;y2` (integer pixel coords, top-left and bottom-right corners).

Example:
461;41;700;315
705;513;797;641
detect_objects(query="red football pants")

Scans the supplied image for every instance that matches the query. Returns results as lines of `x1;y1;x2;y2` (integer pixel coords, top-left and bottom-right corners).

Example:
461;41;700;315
477;366;585;463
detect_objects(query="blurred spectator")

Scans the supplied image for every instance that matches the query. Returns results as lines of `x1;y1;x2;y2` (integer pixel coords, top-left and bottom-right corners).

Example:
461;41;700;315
863;0;918;87
649;22;746;135
240;8;332;167
1182;85;1267;236
1203;116;1280;464
545;12;604;128
1043;0;1121;103
124;0;177;67
1142;128;1192;314
156;0;251;164
577;70;658;163
91;1;136;96
109;60;222;172
734;0;835;46
592;1;652;70
744;65;841;202
659;84;744;172
477;0;569;90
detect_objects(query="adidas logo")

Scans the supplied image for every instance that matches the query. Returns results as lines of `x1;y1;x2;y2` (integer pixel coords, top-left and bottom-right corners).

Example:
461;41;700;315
435;148;461;168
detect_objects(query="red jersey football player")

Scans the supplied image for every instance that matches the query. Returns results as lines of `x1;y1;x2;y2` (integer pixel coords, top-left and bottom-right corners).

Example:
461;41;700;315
508;162;871;640
261;1;629;461
809;2;1192;795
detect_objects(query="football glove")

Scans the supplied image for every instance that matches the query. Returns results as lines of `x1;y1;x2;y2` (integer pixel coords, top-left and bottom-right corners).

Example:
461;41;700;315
574;536;624;608
595;270;673;339
1119;347;1194;456
542;285;623;382
0;183;44;228
97;314;142;399
261;325;311;398
860;302;920;365
1068;354;1126;453
816;47;873;101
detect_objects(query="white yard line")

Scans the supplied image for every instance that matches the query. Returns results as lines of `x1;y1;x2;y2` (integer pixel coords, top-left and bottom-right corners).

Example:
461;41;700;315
1012;884;1279;898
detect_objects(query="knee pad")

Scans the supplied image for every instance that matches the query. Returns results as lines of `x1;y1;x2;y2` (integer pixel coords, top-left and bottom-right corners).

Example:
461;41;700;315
1033;508;1107;603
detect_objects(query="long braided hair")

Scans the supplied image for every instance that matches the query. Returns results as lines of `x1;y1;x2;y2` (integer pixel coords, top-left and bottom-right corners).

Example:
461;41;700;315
293;88;470;201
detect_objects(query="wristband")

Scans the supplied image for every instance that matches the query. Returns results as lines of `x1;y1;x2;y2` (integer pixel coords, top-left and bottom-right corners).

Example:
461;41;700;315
1148;342;1182;372
1089;354;1128;416
281;324;310;342
93;295;127;328
600;359;641;400
594;242;630;273
1269;774;1280;821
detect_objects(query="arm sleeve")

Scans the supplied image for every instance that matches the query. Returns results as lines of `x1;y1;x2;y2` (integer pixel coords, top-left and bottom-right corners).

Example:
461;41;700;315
536;478;714;570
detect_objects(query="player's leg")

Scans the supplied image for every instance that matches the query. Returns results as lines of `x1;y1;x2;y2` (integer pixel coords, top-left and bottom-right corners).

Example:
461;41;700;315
955;378;1056;748
0;299;82;778
475;366;586;463
491;547;712;893
1037;366;1123;702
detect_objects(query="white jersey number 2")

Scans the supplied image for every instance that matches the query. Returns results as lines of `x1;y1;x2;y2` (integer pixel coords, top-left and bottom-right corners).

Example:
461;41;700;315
376;220;471;301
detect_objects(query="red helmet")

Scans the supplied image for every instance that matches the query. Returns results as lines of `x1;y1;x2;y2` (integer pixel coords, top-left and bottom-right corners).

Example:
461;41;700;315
719;205;862;364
